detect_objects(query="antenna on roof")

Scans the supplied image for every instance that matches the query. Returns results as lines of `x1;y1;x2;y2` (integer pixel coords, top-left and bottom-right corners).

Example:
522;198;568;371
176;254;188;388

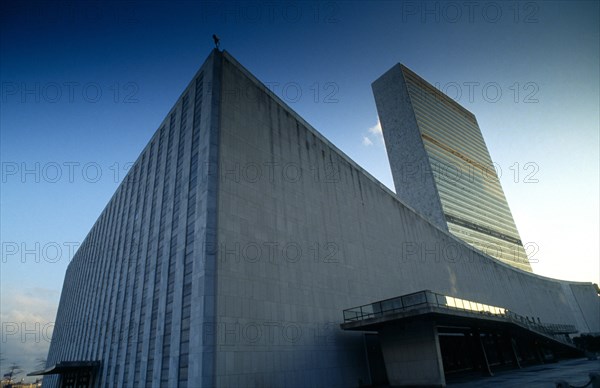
212;34;220;50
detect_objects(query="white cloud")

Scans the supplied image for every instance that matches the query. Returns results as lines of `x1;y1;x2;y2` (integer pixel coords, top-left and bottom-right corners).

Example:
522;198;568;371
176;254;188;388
0;288;59;381
368;119;382;135
362;119;384;147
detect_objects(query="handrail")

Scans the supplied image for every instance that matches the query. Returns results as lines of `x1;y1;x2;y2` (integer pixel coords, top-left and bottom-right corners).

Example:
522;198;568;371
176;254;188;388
342;290;577;346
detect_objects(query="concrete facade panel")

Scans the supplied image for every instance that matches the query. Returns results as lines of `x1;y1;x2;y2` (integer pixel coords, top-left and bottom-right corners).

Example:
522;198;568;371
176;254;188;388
43;50;599;387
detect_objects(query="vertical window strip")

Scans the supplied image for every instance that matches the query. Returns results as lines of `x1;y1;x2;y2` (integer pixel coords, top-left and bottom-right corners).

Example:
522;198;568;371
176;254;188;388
161;93;189;385
178;74;203;386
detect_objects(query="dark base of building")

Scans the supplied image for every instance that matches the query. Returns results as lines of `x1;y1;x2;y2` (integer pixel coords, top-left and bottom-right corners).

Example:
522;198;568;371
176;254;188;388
343;291;584;387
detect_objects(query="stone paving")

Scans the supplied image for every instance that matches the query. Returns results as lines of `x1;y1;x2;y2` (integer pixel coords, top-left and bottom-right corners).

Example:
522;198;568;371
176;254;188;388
447;358;600;387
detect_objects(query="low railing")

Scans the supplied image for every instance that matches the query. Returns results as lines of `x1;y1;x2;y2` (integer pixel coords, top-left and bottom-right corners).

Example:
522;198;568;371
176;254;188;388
539;323;578;334
343;290;506;322
343;290;576;346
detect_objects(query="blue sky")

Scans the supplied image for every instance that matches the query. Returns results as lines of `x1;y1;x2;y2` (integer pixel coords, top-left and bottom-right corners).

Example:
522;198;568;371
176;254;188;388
1;0;598;379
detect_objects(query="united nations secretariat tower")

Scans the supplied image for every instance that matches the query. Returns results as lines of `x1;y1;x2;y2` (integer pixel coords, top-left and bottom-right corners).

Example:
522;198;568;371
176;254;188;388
34;50;599;387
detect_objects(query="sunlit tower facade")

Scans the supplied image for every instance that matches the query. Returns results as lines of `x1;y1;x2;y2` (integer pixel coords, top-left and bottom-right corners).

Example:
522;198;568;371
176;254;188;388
374;64;532;272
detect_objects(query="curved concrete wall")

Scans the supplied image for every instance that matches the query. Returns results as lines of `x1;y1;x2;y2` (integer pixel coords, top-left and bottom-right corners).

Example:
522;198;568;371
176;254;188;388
214;52;599;386
43;50;598;388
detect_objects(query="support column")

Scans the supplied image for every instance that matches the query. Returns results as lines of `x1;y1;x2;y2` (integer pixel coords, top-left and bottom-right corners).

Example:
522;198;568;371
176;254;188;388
532;340;545;364
473;329;493;377
507;335;522;369
378;321;445;387
493;334;505;365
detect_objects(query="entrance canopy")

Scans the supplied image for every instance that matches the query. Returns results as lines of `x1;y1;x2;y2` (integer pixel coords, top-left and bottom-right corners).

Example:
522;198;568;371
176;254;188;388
341;290;578;346
27;361;101;376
